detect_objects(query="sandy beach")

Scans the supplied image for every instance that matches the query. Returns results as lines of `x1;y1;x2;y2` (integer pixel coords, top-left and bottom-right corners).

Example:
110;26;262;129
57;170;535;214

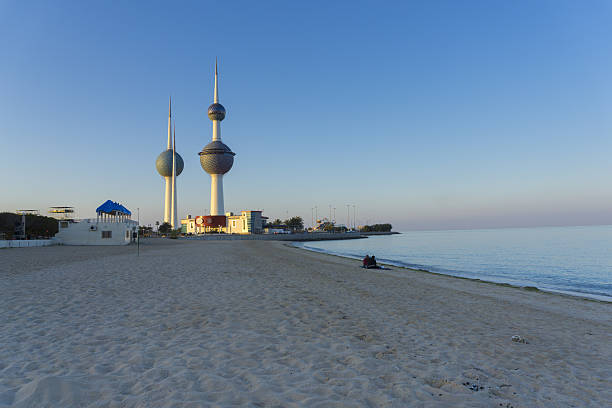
0;239;610;407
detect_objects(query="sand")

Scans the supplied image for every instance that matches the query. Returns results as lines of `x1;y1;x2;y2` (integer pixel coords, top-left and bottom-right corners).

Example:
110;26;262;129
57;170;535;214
0;239;610;407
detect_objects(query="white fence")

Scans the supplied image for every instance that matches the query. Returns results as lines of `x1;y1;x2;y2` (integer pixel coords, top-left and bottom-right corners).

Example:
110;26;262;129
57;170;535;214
0;239;56;248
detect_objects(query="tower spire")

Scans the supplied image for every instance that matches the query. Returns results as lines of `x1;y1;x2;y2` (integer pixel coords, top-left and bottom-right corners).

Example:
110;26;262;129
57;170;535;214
214;57;219;103
167;96;172;149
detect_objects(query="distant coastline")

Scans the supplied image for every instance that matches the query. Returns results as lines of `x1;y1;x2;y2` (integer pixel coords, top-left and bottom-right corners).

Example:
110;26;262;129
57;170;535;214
180;231;369;242
178;231;398;241
359;231;400;236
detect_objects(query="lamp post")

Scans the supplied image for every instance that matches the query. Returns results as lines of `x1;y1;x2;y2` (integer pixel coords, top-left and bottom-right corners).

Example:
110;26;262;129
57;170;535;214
137;207;140;256
352;205;356;230
346;204;350;231
311;207;314;229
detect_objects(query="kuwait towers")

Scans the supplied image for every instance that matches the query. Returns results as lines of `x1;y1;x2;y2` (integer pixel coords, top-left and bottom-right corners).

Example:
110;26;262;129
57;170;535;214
156;98;184;228
199;60;235;216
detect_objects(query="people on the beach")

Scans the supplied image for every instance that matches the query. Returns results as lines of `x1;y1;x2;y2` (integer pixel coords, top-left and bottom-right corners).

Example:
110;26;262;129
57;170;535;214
362;254;380;269
363;255;370;268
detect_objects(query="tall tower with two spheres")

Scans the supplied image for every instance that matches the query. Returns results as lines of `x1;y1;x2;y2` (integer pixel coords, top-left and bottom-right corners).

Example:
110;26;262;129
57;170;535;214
199;60;235;218
155;98;184;228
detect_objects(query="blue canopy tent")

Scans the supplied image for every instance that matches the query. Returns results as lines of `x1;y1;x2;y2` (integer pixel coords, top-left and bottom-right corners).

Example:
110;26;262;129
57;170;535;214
96;200;131;216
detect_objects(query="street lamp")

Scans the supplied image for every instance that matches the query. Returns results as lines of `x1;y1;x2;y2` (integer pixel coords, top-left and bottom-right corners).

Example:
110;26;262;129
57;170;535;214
137;207;140;256
346;204;350;230
311;207;314;229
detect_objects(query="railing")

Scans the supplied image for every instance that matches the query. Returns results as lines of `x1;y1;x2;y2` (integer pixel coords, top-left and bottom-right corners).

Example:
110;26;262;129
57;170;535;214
67;218;138;225
0;239;56;248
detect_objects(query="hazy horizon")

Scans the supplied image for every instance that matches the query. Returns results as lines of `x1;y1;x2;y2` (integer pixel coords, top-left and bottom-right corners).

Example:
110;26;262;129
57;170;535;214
2;1;611;230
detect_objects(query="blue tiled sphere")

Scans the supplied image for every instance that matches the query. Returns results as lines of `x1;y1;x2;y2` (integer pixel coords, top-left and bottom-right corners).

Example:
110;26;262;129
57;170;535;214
199;141;235;175
156;149;184;177
208;103;226;121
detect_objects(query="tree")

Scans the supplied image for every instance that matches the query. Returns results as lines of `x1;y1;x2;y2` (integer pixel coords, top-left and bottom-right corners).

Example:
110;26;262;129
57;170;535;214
139;225;153;237
285;216;304;231
158;222;172;234
359;223;392;232
266;219;284;228
0;212;58;239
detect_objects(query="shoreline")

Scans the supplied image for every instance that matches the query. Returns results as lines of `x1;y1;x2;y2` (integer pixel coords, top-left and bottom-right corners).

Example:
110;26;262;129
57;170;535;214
291;242;612;304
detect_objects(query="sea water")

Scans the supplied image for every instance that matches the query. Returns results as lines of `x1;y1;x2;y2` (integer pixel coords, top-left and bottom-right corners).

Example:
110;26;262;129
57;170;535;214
294;225;612;302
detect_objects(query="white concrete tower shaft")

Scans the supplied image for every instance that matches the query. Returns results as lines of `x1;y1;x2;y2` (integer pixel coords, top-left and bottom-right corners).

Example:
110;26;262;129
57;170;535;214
164;97;172;224
170;122;177;228
210;174;223;216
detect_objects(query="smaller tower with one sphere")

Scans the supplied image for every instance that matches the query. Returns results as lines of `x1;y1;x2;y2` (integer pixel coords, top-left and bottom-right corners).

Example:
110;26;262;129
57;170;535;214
156;97;183;228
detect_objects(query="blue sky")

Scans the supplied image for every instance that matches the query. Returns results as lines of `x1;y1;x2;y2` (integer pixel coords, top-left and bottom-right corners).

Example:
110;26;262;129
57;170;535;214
1;1;611;230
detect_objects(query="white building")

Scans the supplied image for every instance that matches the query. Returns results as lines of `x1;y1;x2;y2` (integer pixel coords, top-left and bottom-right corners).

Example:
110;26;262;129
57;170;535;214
181;215;199;234
179;215;223;234
54;200;138;245
226;211;266;234
180;210;267;235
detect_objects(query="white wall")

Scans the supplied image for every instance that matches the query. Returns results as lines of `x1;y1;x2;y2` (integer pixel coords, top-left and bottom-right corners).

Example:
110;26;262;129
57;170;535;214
54;219;137;246
0;240;55;248
226;217;241;234
182;219;197;234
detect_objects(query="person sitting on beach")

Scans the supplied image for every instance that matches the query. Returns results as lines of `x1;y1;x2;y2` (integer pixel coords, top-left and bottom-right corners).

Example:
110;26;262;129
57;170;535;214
362;255;370;268
369;256;377;268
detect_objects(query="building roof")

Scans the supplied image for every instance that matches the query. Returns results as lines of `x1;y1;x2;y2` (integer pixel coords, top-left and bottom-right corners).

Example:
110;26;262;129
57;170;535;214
96;200;131;216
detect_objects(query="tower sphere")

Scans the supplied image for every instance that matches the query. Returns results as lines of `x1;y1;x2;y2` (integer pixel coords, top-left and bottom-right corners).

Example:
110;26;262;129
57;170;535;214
156;149;184;177
198;140;235;175
208;103;226;121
